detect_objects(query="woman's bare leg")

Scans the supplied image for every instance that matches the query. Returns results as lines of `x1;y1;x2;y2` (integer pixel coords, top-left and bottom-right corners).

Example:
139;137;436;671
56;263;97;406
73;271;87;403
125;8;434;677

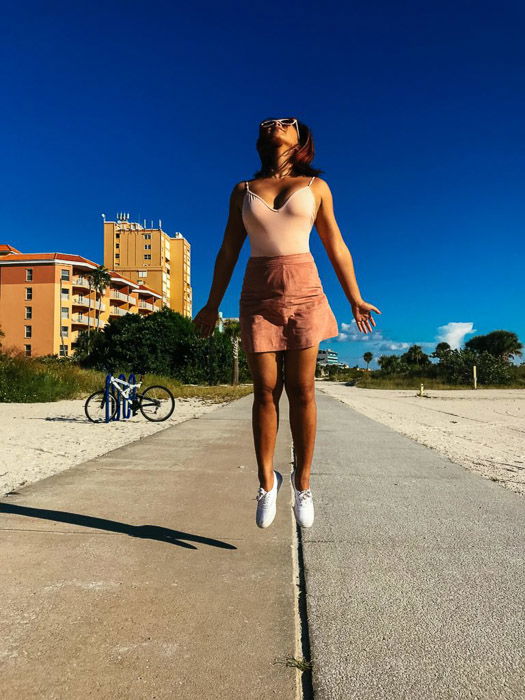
245;350;285;491
283;345;319;491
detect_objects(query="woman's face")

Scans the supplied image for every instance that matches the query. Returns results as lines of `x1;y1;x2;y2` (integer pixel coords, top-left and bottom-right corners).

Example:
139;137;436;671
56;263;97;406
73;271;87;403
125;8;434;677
260;119;300;149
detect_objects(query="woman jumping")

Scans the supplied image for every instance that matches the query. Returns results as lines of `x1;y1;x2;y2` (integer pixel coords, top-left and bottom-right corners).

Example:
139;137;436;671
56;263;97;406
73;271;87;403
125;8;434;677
193;116;381;529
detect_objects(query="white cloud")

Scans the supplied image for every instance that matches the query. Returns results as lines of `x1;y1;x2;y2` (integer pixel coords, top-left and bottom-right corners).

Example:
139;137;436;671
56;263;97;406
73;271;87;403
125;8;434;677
333;320;436;365
332;319;477;367
436;322;476;349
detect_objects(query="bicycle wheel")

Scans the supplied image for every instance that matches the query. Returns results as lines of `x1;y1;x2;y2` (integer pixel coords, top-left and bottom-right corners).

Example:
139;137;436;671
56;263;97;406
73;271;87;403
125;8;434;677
84;390;118;423
139;385;175;422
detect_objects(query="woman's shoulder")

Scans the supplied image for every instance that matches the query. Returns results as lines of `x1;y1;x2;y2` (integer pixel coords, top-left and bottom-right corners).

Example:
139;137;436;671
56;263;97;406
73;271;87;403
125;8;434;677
310;176;331;194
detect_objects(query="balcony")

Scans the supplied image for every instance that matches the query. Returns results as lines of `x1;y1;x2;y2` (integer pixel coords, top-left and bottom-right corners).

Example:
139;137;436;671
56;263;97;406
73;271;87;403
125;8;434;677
73;276;90;289
71;315;105;328
109;306;127;317
71;314;89;325
72;296;106;312
139;301;155;311
72;295;90;308
110;289;133;303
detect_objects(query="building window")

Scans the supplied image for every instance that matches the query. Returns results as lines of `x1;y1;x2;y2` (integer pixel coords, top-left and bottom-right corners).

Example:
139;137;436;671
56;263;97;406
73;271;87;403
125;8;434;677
144;244;152;250
25;306;32;320
144;233;151;239
61;306;69;319
116;233;120;239
61;288;69;299
61;269;70;281
144;254;151;260
26;269;33;281
24;344;31;357
138;270;147;278
59;345;68;357
61;326;69;337
25;287;33;300
115;243;120;249
24;325;32;338
115;254;120;259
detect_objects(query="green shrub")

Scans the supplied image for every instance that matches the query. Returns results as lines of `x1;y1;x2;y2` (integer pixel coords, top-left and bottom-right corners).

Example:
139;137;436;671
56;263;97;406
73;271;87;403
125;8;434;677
0;351;104;402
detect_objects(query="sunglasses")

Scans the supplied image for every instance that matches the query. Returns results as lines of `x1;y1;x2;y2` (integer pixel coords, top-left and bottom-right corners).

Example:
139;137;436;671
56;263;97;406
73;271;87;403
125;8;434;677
260;118;300;140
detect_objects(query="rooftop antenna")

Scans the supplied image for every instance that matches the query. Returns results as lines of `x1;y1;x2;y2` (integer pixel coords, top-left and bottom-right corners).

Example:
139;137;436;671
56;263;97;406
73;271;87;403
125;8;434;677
151;220;153;228
101;213;106;221
159;219;162;229
144;219;147;228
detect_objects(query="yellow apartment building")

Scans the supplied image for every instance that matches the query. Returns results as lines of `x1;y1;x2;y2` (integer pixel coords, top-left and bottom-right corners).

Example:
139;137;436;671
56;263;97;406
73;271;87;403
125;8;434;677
103;213;192;317
0;246;162;357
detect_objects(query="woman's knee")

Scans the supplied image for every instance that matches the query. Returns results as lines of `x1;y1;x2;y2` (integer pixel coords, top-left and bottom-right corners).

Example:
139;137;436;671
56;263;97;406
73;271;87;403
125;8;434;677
284;380;315;405
253;380;284;405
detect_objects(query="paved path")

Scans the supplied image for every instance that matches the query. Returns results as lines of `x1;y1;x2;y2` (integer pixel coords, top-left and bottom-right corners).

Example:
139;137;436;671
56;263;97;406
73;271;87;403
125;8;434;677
303;390;525;699
2;388;524;699
0;395;299;699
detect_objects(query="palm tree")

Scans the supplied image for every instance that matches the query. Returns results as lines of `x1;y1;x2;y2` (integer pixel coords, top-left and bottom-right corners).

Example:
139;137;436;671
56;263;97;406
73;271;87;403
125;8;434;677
465;330;523;362
432;342;451;359
86;266;112;350
402;344;430;368
363;351;373;371
223;319;241;385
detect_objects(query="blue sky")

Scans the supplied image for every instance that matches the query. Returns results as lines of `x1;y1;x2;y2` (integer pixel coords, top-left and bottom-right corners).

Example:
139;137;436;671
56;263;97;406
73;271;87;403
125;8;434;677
2;0;524;367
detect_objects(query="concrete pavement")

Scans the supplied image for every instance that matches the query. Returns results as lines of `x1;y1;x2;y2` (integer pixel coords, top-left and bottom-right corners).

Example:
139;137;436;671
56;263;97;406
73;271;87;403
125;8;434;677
2;385;524;699
302;388;525;699
0;394;300;699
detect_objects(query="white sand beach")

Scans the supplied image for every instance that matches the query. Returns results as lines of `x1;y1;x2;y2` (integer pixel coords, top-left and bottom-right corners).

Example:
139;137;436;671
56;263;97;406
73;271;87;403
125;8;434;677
316;382;525;496
0;397;229;497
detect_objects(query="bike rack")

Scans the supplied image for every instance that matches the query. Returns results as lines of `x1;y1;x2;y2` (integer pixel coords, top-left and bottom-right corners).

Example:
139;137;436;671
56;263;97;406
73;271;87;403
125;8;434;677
105;372;137;423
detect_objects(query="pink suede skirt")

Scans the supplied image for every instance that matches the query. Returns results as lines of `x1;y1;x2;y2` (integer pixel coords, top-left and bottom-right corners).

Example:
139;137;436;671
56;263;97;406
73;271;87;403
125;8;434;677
239;251;339;353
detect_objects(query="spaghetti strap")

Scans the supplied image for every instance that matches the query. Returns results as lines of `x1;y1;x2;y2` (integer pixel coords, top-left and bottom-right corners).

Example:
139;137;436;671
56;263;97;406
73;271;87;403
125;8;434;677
308;176;316;186
245;181;250;191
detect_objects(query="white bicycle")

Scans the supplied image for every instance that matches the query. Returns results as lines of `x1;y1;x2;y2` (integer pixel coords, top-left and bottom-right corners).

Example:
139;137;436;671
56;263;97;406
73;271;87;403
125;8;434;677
84;372;175;423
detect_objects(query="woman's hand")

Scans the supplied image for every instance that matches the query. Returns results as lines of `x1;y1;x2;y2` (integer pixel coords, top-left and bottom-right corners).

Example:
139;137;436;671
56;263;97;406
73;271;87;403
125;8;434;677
192;304;220;339
351;299;382;334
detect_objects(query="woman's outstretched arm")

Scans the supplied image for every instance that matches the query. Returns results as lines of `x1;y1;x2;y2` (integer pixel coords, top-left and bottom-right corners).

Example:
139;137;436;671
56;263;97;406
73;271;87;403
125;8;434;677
313;178;381;334
192;182;247;338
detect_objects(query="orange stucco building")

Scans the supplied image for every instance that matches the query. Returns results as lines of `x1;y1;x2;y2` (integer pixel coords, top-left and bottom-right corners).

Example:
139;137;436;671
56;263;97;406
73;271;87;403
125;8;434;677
103;213;192;317
0;246;162;357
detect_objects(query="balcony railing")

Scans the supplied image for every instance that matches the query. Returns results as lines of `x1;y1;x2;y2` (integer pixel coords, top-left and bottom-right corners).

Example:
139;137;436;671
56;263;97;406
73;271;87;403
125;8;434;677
109;306;127;317
139;301;155;311
72;296;106;311
110;290;132;303
71;315;105;328
71;314;89;325
73;276;90;288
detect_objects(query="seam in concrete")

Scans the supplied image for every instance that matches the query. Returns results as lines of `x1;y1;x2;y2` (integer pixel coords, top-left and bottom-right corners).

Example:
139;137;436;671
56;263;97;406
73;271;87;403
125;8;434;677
290;441;314;700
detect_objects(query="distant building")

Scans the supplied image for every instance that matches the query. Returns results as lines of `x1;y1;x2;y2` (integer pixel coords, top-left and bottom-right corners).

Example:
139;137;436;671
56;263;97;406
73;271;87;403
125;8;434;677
103;213;192;317
0;247;162;357
317;347;339;365
216;312;239;333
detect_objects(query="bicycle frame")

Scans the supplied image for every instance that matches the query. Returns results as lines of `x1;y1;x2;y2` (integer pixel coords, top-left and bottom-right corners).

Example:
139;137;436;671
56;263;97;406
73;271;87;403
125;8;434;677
109;375;142;403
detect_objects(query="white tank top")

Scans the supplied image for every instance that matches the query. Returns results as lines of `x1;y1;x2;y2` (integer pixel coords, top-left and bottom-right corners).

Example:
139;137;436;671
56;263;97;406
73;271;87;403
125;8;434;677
242;176;317;257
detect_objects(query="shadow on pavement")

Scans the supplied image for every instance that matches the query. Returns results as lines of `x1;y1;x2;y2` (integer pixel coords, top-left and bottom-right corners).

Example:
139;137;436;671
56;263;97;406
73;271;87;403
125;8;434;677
0;503;237;550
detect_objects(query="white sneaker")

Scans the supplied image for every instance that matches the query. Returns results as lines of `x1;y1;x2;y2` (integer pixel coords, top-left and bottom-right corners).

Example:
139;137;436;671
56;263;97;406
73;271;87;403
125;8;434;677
255;470;283;528
290;470;315;528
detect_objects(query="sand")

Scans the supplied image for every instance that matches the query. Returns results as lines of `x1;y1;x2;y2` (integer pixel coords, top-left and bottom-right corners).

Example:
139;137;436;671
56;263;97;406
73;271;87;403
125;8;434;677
0;397;229;497
3;385;524;499
316;383;525;496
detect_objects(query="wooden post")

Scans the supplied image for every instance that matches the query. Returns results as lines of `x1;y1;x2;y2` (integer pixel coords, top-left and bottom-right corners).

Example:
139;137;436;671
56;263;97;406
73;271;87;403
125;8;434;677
419;383;424;396
473;365;477;389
